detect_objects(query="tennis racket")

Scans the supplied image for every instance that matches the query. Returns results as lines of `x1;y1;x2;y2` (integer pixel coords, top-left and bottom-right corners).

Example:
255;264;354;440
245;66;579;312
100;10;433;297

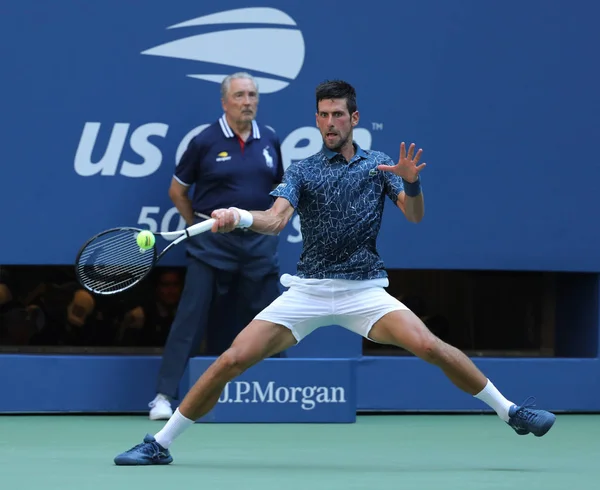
75;218;216;295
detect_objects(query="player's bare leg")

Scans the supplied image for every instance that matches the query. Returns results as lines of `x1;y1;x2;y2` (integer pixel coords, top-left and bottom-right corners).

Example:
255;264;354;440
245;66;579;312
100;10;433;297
369;310;486;394
114;320;297;465
368;310;556;436
178;320;297;420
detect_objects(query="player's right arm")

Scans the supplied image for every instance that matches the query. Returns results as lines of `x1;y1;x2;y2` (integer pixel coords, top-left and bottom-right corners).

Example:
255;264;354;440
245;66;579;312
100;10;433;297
246;198;295;235
212;160;303;235
211;198;295;236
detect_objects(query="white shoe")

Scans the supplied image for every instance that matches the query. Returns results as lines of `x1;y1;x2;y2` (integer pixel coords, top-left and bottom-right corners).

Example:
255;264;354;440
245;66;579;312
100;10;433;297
149;394;173;420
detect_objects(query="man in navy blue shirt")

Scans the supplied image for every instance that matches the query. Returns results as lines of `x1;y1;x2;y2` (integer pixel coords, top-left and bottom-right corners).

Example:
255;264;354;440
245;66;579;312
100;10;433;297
116;80;556;465
146;72;284;421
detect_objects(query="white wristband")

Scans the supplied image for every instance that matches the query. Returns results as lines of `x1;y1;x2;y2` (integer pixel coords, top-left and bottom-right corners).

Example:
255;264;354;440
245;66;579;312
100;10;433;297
229;207;253;228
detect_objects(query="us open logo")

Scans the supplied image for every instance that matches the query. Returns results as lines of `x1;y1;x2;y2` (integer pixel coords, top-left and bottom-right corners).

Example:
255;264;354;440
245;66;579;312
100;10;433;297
142;7;305;94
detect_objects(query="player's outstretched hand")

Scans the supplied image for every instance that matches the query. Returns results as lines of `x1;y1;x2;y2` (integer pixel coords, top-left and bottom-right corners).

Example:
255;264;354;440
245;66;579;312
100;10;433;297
211;208;239;233
377;142;426;183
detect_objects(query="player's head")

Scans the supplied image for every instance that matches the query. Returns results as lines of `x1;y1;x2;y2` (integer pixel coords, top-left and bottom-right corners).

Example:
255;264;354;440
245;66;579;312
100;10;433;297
221;72;259;125
315;80;359;152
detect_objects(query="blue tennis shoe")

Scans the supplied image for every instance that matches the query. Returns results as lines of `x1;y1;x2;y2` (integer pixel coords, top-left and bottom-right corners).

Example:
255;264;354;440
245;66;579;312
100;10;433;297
507;397;556;436
114;434;173;465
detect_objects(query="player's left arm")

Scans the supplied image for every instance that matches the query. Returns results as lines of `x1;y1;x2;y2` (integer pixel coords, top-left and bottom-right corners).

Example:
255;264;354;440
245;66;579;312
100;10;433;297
378;142;426;223
395;189;425;223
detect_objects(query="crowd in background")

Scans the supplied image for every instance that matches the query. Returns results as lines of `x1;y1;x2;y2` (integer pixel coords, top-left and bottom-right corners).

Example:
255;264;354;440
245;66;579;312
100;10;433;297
0;265;187;349
0;264;542;354
0;264;455;352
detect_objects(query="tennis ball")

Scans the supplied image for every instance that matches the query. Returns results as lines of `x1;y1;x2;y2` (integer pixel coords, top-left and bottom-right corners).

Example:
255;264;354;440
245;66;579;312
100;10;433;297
137;230;155;250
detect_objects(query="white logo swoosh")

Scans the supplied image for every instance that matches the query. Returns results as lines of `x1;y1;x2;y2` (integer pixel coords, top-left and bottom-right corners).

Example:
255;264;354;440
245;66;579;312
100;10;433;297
142;28;304;80
167;7;297;28
143;8;305;94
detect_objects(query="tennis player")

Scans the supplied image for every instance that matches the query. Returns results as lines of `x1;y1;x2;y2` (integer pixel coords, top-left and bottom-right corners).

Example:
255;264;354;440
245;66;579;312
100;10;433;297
114;80;556;465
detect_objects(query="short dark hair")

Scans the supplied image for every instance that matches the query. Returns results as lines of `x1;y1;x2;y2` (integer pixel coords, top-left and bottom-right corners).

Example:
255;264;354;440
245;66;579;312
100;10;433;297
315;80;357;115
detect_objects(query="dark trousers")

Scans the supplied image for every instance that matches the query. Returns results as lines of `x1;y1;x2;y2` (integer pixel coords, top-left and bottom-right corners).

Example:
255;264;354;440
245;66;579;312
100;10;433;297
155;253;281;400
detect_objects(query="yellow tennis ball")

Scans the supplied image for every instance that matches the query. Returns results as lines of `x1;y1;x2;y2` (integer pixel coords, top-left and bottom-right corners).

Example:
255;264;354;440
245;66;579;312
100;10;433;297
136;230;155;250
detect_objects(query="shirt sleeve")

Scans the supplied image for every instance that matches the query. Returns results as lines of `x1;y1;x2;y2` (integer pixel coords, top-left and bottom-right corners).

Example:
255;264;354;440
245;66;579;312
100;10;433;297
174;137;204;186
380;154;405;202
270;161;303;209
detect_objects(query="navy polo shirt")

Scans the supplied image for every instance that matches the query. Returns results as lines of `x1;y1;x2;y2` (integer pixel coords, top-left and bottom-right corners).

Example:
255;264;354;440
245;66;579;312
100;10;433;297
173;115;284;277
174;115;284;216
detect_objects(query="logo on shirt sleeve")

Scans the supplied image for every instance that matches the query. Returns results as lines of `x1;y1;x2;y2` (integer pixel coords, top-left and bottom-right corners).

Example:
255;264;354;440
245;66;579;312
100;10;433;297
263;147;274;168
216;151;232;162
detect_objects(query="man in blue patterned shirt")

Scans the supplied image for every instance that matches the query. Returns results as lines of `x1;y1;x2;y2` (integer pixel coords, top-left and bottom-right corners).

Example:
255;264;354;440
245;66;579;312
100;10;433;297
270;135;407;281
114;80;556;466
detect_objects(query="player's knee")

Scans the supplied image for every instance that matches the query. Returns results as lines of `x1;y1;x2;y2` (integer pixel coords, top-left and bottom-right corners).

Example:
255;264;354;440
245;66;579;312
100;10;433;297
219;347;254;377
396;314;443;363
413;334;443;364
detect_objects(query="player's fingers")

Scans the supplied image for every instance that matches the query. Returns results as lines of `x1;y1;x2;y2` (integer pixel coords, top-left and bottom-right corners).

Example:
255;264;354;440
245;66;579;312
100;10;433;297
221;210;236;232
416;162;427;172
399;142;405;159
413;149;423;164
407;143;416;160
377;165;395;172
211;208;225;219
227;212;235;227
211;210;224;232
217;212;230;231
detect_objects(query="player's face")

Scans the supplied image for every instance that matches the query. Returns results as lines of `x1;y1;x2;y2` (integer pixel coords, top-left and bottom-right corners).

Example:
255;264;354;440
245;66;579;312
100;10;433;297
316;98;359;152
222;78;259;124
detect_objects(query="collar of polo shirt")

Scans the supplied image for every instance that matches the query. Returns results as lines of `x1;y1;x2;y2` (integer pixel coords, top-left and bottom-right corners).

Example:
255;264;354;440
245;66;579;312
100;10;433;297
219;114;261;140
321;141;368;163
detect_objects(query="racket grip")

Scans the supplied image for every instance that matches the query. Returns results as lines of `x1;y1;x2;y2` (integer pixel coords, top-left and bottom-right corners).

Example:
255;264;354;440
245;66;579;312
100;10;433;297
186;219;216;237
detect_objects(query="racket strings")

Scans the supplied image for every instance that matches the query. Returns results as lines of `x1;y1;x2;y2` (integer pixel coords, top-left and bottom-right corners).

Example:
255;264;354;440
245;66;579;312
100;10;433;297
76;229;155;294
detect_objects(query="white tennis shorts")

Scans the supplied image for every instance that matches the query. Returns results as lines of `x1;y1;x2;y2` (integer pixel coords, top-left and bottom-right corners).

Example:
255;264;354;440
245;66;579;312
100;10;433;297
254;273;409;342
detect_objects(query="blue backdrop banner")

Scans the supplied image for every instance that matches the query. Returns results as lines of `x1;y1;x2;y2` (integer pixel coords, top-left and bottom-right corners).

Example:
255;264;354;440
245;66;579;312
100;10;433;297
2;1;599;272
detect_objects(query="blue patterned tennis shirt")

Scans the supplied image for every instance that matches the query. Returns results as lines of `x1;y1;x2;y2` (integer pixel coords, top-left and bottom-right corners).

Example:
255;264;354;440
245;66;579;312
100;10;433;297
271;143;405;280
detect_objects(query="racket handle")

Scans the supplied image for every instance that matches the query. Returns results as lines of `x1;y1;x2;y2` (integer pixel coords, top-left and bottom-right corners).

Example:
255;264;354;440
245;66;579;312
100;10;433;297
186;219;216;237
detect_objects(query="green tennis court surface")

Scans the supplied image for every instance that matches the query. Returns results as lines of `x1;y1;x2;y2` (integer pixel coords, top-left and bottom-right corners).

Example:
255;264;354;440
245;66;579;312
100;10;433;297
1;414;598;489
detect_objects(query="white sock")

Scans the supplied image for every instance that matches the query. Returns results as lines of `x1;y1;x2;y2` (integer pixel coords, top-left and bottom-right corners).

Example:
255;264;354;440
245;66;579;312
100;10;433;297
154;408;195;449
474;379;515;422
